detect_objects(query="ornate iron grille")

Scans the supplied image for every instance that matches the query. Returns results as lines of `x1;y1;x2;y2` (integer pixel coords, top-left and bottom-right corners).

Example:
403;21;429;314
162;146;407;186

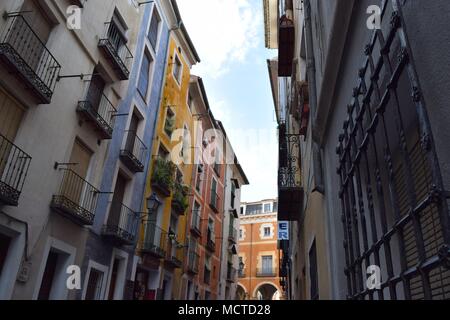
336;0;450;300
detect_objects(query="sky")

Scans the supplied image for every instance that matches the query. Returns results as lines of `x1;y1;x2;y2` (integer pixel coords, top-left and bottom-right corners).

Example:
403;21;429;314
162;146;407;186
177;0;278;203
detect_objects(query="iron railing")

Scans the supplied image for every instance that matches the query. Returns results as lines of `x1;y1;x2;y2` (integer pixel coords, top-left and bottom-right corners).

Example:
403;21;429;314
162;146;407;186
77;81;117;139
98;21;133;80
0;14;61;103
256;267;277;277
0;134;31;206
228;226;237;243
210;190;220;213
103;202;139;245
120;131;147;173
227;265;237;282
336;0;450;300
142;221;168;258
190;209;201;236
187;249;200;274
51;169;99;225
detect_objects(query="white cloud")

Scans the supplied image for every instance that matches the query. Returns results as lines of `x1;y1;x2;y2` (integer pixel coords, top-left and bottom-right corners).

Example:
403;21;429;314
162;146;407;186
177;0;262;78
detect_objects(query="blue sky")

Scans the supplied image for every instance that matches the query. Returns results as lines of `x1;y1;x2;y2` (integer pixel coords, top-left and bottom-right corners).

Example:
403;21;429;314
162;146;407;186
178;0;278;202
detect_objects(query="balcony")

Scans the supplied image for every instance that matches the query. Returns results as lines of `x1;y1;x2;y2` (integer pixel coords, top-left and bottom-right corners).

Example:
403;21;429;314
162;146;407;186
171;183;189;215
278;15;295;77
164;239;183;269
206;229;216;252
278;123;303;221
190;209;201;237
256;267;277;278
77;82;117;139
0;134;31;206
120;131;147;173
98;21;133;80
209;190;219;213
102;202;139;245
0;14;61;104
204;267;211;285
187;250;199;274
228;227;237;244
141;221;167;258
51;169;98;225
226;264;236;283
151;157;175;197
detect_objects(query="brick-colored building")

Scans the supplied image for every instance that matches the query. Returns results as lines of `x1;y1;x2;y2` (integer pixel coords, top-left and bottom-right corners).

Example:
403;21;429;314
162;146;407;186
237;199;283;300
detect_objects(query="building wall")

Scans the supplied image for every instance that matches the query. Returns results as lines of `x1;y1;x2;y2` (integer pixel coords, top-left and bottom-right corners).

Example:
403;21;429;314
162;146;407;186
0;0;143;299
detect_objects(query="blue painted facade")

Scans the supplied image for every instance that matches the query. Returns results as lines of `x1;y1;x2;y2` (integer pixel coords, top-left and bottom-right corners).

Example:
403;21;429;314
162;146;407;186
79;2;171;299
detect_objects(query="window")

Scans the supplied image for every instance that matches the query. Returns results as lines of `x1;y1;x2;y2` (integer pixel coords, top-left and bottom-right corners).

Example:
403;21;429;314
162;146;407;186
164;107;175;137
264;227;271;237
192;201;201;230
240;207;244;215
187;92;193;111
204;255;211;285
172;55;182;84
262;256;273;274
246;204;262;215
210;178;218;210
137;53;153;100
195;164;203;192
264;203;271;213
85;268;104;300
309;241;319;300
272;202;278;212
230;183;236;209
239;228;244;240
0;233;11;277
148;8;160;50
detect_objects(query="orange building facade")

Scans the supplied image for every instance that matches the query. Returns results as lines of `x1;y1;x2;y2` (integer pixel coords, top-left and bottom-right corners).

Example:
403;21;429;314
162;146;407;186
237;199;283;300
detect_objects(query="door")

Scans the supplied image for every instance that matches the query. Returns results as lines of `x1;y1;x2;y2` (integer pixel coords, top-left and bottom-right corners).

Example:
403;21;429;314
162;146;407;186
37;251;59;300
262;256;272;274
108;173;127;228
62;139;92;206
0;88;25;179
17;0;53;72
125;114;139;154
108;259;120;300
86;71;106;113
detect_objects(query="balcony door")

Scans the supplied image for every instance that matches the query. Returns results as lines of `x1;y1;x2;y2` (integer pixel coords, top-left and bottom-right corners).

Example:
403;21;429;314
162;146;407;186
62;139;92;207
108;173;128;229
86;71;105;114
262;256;273;274
125;113;139;154
0;89;25;177
17;0;52;71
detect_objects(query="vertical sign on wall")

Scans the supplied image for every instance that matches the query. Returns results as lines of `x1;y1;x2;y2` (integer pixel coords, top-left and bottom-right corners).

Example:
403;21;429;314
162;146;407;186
278;221;289;240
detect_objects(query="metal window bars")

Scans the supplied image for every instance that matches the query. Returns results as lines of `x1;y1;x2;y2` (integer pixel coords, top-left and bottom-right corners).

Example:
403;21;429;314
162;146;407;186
0;14;61;103
336;0;450;300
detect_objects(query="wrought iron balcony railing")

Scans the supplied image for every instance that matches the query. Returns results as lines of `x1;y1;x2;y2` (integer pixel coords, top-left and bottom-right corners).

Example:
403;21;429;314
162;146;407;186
206;229;216;252
141;221;167;258
187;249;199;274
256;267;277;278
0;14;61;104
209;190;220;213
278;123;303;221
165;239;183;269
102;202;139;245
190;209;201;237
77;82;117;139
51;169;99;225
98;21;133;80
0;134;31;206
120;131;147;173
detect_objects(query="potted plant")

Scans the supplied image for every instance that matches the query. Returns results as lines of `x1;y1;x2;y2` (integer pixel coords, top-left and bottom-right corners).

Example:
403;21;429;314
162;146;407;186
151;158;176;197
172;183;189;215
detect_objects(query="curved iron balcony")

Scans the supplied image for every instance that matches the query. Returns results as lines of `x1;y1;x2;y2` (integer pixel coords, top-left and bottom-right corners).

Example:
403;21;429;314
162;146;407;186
77;82;117;139
209;190;220;213
102;202;139;245
120;131;147;173
256;267;278;278
0;134;31;206
98;21;133;80
187;250;200;274
51;169;99;225
190;209;202;237
141;221;168;258
0;14;61;104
